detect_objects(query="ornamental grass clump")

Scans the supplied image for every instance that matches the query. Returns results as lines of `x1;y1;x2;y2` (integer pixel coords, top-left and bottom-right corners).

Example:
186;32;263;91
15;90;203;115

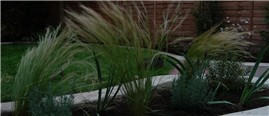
13;27;93;116
65;1;186;115
92;51;124;114
186;26;253;59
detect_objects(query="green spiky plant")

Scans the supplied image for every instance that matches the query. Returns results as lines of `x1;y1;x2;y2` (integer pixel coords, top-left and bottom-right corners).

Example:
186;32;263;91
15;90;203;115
13;26;93;116
92;51;124;114
238;45;269;109
65;1;187;115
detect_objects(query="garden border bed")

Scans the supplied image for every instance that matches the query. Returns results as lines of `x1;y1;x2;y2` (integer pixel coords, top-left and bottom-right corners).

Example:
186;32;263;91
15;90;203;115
2;74;269;115
1;53;269;115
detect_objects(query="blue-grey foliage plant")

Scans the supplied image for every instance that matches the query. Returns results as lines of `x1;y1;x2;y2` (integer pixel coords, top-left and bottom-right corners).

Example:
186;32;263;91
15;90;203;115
29;84;74;116
152;52;234;110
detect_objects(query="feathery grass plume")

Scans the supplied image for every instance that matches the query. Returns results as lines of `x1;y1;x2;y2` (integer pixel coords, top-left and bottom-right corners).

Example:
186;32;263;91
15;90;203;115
13;26;94;116
186;26;253;59
65;1;187;50
65;1;187;115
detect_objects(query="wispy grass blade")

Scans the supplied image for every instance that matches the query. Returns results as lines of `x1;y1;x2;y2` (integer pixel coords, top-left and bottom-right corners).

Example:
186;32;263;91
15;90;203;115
186;26;253;59
13;26;93;116
65;1;187;115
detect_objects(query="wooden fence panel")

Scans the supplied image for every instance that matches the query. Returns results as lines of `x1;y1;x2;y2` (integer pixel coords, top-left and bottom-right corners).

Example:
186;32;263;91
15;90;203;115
59;1;268;54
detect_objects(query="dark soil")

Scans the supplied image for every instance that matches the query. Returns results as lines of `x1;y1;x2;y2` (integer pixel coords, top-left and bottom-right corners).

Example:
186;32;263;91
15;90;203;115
72;83;269;116
3;82;267;116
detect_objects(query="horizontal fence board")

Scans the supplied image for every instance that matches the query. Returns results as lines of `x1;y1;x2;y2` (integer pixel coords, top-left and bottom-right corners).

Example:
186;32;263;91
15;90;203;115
253;10;267;17
58;1;268;54
254;1;269;9
219;1;251;10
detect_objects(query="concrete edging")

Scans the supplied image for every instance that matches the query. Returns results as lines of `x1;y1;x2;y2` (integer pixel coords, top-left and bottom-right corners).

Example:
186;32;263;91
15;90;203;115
1;74;268;115
222;105;269;116
0;75;178;113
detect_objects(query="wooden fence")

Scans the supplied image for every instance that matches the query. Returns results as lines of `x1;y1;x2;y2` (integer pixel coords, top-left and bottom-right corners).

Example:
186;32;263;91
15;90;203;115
55;1;269;54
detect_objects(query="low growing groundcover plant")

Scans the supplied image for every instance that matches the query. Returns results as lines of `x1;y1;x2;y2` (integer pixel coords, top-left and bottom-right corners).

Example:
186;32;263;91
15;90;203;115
208;54;248;92
29;84;74;116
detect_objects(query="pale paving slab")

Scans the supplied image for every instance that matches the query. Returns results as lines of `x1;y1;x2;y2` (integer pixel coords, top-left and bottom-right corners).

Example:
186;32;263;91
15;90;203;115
222;105;269;116
251;77;269;89
243;62;269;77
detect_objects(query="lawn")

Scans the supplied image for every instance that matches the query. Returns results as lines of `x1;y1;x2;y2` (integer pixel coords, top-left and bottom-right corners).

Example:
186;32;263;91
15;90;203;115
1;44;173;102
1;44;37;76
1;44;37;102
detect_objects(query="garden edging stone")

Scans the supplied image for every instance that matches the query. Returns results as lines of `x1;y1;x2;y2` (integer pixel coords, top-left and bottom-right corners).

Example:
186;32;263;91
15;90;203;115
1;74;268;114
0;75;178;113
222;105;269;116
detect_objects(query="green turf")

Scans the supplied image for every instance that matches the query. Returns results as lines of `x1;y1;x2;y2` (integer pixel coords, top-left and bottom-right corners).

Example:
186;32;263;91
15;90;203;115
1;44;37;102
1;44;37;76
1;44;173;102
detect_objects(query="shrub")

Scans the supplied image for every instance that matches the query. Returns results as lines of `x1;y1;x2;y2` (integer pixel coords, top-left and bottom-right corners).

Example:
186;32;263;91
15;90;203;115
172;73;214;110
170;56;216;110
208;54;248;92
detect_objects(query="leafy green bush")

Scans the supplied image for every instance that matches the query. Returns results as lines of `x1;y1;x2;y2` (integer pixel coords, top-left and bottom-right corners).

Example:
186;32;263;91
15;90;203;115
208;55;247;91
29;85;74;116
